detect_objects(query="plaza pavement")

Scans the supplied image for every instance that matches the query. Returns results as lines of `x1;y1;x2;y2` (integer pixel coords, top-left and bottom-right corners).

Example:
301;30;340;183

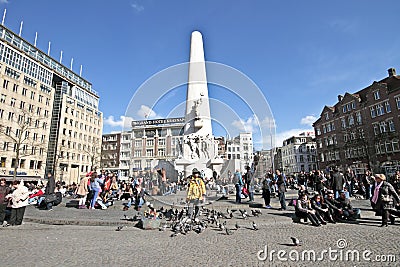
0;189;399;267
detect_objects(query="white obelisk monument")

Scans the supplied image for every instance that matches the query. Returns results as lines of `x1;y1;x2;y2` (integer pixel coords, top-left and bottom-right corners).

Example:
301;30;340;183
176;31;222;178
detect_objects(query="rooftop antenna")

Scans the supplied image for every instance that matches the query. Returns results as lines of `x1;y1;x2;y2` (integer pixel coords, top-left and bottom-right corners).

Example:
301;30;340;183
1;9;6;25
60;50;63;64
18;21;23;36
34;32;38;47
47;41;51;55
70;57;73;70
79;65;82;76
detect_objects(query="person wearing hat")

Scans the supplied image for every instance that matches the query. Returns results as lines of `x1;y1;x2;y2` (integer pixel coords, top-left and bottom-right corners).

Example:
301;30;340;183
186;168;206;219
371;174;400;227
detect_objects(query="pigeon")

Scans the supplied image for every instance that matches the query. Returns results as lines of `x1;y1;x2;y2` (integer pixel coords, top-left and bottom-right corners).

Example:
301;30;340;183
226;208;234;219
290;237;302;246
239;209;248;220
159;223;168;231
115;226;124;231
252;221;258;231
251;209;262;217
219;221;226;231
235;222;240;230
225;227;233;235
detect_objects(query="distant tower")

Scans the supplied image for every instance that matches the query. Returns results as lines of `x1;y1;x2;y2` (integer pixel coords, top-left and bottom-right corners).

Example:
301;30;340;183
184;31;212;136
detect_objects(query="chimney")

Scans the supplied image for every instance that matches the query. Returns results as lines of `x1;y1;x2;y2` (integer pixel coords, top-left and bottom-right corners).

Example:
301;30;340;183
338;95;343;102
388;68;396;77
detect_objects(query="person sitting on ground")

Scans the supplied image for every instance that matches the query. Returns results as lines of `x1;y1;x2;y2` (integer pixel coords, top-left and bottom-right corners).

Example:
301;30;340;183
119;183;132;201
123;183;145;211
324;190;343;221
28;185;45;205
336;190;361;221
295;193;322;226
311;193;335;223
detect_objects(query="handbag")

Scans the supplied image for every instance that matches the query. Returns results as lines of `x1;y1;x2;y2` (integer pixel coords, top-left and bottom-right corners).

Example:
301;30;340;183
44;193;57;203
382;195;391;203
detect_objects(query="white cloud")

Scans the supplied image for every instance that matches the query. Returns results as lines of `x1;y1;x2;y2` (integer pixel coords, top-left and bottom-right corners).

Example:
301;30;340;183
231;116;258;133
137;105;157;119
0;0;9;4
131;2;144;12
300;115;317;127
274;128;314;147
103;115;133;128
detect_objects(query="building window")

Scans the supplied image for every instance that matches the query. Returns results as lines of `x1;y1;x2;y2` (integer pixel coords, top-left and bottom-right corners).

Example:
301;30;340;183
396;96;400;109
374;90;380;100
379;121;387;133
376;104;384;116
348;115;354;126
146;139;154;146
146;149;153;157
134;150;141;157
158;149;165;157
351;101;356;109
134;140;142;147
341;118;346;128
158;139;166;146
385;101;391;113
370;106;376;118
356;111;362;124
316;128;321;135
373;124;379;135
388;120;395;132
10;97;16;107
0;94;5;103
325;112;329;120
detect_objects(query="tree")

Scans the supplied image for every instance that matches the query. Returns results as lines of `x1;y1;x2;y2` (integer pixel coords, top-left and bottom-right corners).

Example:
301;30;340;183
83;143;101;172
0;108;48;180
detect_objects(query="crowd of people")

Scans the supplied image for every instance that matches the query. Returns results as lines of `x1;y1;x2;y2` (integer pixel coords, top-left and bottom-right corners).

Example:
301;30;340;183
1;166;400;228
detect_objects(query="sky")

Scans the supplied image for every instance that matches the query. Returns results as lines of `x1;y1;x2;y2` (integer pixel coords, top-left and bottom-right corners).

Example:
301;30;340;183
1;0;400;149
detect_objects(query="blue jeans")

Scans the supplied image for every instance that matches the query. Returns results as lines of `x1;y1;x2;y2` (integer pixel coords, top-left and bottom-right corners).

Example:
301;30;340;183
235;184;242;203
90;189;100;208
278;191;286;210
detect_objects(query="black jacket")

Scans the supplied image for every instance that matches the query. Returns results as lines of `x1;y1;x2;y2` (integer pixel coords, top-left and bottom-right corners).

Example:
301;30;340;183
371;181;400;210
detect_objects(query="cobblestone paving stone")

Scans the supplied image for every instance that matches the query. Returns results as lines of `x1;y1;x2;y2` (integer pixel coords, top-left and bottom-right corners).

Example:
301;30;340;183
0;190;399;267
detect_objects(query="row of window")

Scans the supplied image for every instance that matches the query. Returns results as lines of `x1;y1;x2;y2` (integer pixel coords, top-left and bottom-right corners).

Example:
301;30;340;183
0;43;53;85
61;127;99;141
2;142;45;155
0;157;43;170
65;106;101;126
1;88;51;107
62;118;100;135
375;140;400;154
373;119;396;135
370;101;391;118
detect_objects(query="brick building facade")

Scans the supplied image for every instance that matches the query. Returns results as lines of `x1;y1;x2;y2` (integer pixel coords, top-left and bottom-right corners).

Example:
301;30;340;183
313;68;400;176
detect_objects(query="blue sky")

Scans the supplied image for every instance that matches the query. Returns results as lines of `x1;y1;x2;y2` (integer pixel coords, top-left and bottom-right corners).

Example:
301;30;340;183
2;0;400;148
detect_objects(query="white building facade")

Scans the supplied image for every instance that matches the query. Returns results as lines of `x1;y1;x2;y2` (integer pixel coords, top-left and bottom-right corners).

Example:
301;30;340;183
281;132;317;175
